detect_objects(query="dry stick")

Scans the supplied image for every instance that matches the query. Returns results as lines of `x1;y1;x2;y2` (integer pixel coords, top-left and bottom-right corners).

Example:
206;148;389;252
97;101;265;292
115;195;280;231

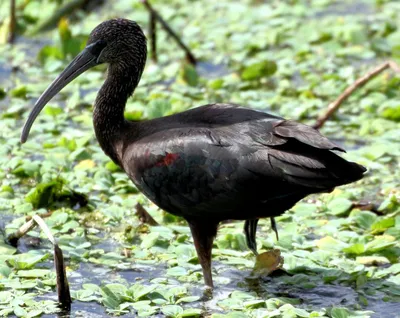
7;0;16;44
141;0;197;65
149;11;157;63
313;60;400;129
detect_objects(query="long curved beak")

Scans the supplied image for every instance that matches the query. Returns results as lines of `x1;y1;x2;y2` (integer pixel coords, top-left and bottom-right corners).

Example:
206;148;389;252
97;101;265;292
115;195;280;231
21;47;99;143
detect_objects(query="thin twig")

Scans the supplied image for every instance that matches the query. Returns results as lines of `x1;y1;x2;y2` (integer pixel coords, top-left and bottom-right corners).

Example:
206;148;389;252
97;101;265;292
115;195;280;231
149;11;157;63
7;0;16;44
313;60;400;129
141;0;197;65
352;201;380;214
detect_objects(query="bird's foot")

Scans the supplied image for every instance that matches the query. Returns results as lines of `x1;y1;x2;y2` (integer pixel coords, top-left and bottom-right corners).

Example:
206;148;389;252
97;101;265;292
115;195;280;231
270;217;279;241
244;219;259;256
202;285;213;299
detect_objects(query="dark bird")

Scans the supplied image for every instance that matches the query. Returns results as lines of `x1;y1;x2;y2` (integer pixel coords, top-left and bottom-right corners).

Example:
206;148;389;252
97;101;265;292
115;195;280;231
21;19;366;288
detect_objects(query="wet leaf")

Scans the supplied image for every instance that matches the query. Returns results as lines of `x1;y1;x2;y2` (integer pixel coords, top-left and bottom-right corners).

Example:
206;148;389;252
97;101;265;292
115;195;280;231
25;180;64;209
316;236;347;252
356;256;390;266
330;307;349;318
17;269;50;278
0;242;17;255
162;305;183;317
371;218;395;233
343;243;365;255
241;60;277;81
179;63;199;87
327;198;353;216
252;249;284;276
8;253;50;270
179;308;202;317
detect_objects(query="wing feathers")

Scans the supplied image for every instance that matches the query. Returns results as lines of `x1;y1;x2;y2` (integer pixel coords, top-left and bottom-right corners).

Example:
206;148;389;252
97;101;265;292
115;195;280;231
273;120;345;152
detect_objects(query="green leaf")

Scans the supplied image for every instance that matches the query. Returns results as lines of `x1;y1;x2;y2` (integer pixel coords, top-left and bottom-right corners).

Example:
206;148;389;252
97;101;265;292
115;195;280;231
179;308;202;317
294;308;310;317
354;211;377;230
343;243;365;255
17;269;51;278
179;63;199;87
356;256;390;265
14;305;28;317
25;180;63;209
162;305;183;317
327;198;353;216
106;161;122;172
365;235;396;253
12;161;40;178
316;236;347;252
38;45;63;64
10;86;28;99
8;253;50;270
166;266;188;277
101;285;124;309
378;195;399;214
176;296;200;304
130;284;157;300
241;60;277;81
330;307;349;318
0;242;17;255
371;218;395;233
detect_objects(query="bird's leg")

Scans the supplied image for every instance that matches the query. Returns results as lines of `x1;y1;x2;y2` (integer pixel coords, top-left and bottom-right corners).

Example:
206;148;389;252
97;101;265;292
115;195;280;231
270;217;279;241
187;219;219;288
244;219;259;256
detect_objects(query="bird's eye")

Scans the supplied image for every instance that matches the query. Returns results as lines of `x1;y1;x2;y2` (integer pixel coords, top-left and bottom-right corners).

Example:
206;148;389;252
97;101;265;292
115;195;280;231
87;40;107;57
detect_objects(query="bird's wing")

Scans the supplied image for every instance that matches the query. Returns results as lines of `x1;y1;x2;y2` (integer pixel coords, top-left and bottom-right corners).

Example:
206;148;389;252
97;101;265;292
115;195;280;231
123;109;364;215
245;119;365;189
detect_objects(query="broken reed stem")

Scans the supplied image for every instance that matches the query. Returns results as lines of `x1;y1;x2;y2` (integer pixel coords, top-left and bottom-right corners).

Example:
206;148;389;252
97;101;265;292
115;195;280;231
7;219;36;246
8;0;16;44
32;215;55;244
7;211;55;246
7;214;71;310
54;245;71;310
141;0;197;65
313;60;400;129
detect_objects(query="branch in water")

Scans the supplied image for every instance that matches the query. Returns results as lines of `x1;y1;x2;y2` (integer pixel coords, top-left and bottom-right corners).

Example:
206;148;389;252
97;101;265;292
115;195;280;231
7;0;16;44
314;60;400;129
141;0;197;65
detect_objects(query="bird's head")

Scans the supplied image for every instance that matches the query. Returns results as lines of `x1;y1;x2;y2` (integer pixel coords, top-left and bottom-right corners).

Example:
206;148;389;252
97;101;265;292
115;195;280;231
87;19;147;65
21;18;147;143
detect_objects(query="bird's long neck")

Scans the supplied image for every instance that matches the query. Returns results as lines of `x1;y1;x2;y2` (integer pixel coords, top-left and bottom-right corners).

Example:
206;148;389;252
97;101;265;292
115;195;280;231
93;63;142;165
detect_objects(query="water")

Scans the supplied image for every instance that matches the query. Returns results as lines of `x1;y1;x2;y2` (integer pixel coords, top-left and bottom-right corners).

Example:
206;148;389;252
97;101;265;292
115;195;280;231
314;0;374;18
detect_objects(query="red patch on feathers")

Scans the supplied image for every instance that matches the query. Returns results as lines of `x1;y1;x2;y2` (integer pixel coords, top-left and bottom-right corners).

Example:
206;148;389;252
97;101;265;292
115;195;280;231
155;153;180;167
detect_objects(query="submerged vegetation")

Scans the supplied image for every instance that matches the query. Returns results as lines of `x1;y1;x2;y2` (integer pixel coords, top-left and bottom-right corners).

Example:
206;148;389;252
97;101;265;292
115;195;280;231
0;0;399;317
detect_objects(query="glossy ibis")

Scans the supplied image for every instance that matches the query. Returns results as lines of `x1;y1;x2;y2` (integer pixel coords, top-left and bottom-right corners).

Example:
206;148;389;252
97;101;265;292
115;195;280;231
21;19;366;288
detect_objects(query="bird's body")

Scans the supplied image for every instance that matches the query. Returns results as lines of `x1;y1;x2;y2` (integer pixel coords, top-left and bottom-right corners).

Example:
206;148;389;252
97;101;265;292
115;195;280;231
112;103;362;221
21;18;366;288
